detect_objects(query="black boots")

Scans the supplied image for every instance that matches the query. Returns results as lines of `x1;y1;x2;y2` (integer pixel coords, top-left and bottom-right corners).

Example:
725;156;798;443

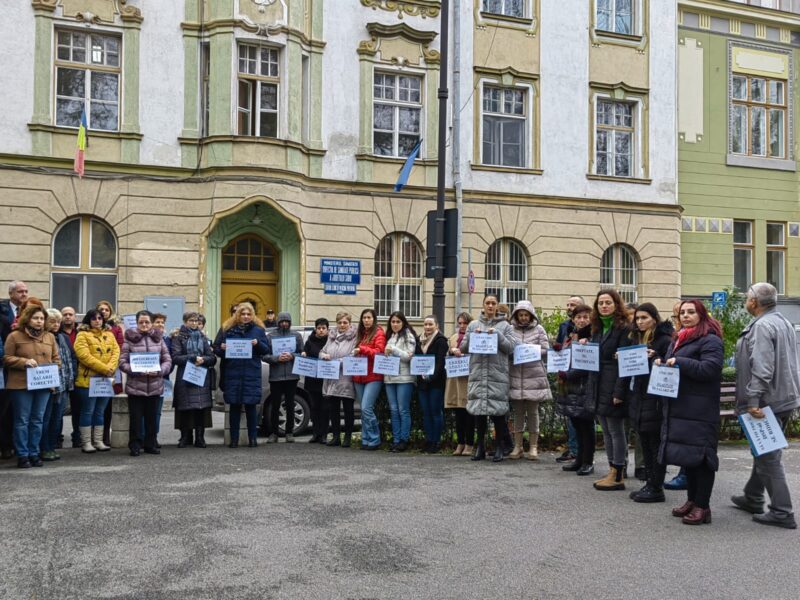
492;443;504;463
471;443;486;461
562;460;582;472
194;428;206;448
177;429;191;448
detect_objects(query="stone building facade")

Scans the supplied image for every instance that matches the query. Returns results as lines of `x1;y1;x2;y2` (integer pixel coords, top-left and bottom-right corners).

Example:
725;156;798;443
0;0;680;332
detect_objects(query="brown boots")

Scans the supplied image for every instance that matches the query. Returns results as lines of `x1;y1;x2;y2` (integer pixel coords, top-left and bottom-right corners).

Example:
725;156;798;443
594;464;625;491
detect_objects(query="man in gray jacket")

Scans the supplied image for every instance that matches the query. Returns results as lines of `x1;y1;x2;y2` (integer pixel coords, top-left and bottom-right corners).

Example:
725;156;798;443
732;282;800;529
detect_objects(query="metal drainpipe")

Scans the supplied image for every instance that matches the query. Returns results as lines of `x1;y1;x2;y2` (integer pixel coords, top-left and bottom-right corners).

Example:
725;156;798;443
452;0;463;325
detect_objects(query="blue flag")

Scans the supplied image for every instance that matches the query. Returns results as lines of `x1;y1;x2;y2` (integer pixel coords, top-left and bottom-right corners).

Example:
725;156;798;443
394;139;423;192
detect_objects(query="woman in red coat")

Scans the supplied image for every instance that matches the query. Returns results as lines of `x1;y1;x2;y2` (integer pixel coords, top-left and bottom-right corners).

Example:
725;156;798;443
352;309;386;450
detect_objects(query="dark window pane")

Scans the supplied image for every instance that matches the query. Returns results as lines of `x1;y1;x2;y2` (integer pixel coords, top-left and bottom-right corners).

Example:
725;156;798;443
53;219;81;267
250;239;261;254
91;72;118;102
263;258;274;272
90;102;118;131
90;220;116;268
86;274;117;311
236;256;248;271
250;257;261;271
52;273;82;312
259;112;277;137
223;255;235;270
373;132;394;156
236;239;248;253
57;68;85;98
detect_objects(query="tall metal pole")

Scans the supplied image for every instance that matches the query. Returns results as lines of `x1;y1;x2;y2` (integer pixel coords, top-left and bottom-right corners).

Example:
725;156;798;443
432;0;450;326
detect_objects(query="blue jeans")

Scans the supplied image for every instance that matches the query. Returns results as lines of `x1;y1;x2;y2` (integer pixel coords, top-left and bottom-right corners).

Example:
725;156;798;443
10;389;50;458
77;387;110;427
355;381;383;447
418;387;444;444
567;418;578;455
41;391;68;453
386;382;414;443
229;403;258;442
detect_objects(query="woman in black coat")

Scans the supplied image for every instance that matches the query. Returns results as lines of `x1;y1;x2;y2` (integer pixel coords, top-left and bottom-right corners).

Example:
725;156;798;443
624;303;673;502
415;315;449;454
657;299;723;526
172;312;217;448
585;290;630;491
302;318;329;444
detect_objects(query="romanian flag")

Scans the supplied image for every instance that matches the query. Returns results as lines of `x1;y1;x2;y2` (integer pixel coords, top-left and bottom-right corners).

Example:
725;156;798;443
74;107;87;177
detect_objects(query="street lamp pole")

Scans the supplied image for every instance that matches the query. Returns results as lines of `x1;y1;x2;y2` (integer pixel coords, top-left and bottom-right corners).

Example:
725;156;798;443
432;0;450;326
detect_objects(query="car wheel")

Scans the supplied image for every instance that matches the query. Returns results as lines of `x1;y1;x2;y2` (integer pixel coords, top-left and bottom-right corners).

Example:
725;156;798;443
274;395;311;436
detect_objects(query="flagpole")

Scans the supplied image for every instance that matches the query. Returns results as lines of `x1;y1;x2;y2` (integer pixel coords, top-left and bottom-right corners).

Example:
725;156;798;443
432;0;450;326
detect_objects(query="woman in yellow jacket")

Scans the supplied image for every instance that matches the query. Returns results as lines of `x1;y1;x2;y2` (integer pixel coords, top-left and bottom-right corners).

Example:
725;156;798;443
73;309;120;453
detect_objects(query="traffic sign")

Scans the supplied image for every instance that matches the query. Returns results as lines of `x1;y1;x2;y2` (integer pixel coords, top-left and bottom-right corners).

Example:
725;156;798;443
711;291;728;309
467;270;475;294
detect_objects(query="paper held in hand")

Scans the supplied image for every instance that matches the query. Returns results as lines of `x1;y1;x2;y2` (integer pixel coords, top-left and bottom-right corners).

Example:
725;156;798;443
739;406;789;457
342;356;368;377
130;352;161;373
373;355;401;376
292;356;318;378
617;344;650;378
26;364;60;390
317;359;341;380
410;355;435;376
513;344;541;365
571;343;600;372
122;314;138;331
445;355;470;378
182;362;208;387
546;348;571;373
88;377;114;397
225;338;253;359
271;336;296;355
468;333;498;355
647;364;680;398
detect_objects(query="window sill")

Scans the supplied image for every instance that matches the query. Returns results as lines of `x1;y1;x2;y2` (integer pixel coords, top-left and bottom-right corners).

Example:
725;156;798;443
178;135;326;156
586;173;652;185
28;123;143;140
593;30;644;44
471;163;542;175
726;154;796;172
479;11;534;27
356;153;438;167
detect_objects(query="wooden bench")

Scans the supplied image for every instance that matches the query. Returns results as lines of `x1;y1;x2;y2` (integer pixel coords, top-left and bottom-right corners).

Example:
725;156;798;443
720;384;740;436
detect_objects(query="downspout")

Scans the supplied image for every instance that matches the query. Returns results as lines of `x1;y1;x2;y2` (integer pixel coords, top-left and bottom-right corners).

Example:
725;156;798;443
452;0;463;324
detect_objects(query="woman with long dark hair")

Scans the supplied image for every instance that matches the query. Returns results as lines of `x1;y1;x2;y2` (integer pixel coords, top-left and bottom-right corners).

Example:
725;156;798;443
415;314;449;453
446;312;474;456
658;300;723;525
352;308;386;450
384;311;416;452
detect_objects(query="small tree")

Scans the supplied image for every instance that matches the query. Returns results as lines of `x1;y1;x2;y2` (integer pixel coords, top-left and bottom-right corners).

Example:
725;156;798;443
706;287;751;362
536;306;569;340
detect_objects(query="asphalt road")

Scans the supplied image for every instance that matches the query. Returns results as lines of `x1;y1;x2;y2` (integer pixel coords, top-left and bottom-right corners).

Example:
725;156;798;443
1;416;798;600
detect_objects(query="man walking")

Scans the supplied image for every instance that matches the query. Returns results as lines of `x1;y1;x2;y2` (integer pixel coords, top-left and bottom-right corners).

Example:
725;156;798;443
732;282;800;529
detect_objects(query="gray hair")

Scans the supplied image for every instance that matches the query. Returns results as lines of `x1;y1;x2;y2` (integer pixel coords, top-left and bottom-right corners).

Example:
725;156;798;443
748;282;778;308
7;280;25;294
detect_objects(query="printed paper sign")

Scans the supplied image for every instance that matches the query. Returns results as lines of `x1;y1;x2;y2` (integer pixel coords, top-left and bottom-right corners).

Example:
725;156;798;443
468;333;498;355
647;365;680;398
122;315;138;331
373;355;401;376
342;356;368;377
163;378;174;398
513;344;542;365
739;406;789;457
89;377;114;397
114;369;122;384
225;338;253;359
546;348;571;373
617;344;650;378
130;352;161;373
410;356;435;376
26;365;60;390
182;362;208;387
571;343;600;372
445;355;470;378
317;359;341;380
292;356;318;378
271;336;297;355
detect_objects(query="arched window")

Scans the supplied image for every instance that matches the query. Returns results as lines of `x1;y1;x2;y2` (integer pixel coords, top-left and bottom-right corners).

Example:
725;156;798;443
374;233;424;318
485;238;528;305
600;243;638;303
51;216;117;312
222;235;276;273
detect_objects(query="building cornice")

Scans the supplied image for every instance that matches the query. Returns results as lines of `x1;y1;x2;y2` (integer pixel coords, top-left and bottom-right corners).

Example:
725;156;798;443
360;0;440;19
679;0;800;27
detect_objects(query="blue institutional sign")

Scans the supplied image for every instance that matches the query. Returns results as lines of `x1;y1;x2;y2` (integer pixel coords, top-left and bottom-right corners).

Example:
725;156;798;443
321;259;360;295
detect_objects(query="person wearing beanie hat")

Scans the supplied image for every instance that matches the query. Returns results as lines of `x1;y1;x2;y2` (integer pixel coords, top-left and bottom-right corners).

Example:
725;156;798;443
264;311;303;442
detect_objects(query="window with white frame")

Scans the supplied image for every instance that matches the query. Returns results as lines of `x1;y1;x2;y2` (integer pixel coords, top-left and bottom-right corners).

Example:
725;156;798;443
485;239;528;306
596;99;636;177
482;0;524;18
600;244;638;303
55;29;121;131
237;43;279;137
374;233;424;318
51;216;117;313
766;222;786;294
733;220;753;292
596;0;635;35
373;72;423;157
731;74;787;159
482;86;527;168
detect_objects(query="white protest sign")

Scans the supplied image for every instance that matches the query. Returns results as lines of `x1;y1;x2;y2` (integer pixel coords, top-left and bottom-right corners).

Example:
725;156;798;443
182;362;208;387
122;314;138;331
445;355;470;378
571;343;600;372
647;364;680;398
739;406;789;457
469;333;498;355
114;369;122;384
317;359;341;380
342;356;368;377
410;355;435;376
292;356;318;378
89;377;114;397
163;378;174;398
617;344;650;378
373;355;401;376
513;344;542;365
225;338;253;359
26;364;60;390
546;348;571;373
129;352;161;373
271;336;296;355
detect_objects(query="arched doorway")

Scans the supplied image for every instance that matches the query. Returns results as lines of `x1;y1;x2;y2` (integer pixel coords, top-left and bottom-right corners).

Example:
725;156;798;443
220;234;279;324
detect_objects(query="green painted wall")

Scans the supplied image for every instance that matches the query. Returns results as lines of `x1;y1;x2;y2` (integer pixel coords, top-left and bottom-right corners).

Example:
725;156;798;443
678;29;800;297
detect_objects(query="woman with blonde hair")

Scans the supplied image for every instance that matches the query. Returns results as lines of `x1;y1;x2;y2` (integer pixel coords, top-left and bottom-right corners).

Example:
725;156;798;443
212;303;269;448
320;311;358;447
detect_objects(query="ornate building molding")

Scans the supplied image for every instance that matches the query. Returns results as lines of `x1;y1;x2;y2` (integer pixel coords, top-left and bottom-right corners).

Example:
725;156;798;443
358;22;440;63
360;0;440;19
